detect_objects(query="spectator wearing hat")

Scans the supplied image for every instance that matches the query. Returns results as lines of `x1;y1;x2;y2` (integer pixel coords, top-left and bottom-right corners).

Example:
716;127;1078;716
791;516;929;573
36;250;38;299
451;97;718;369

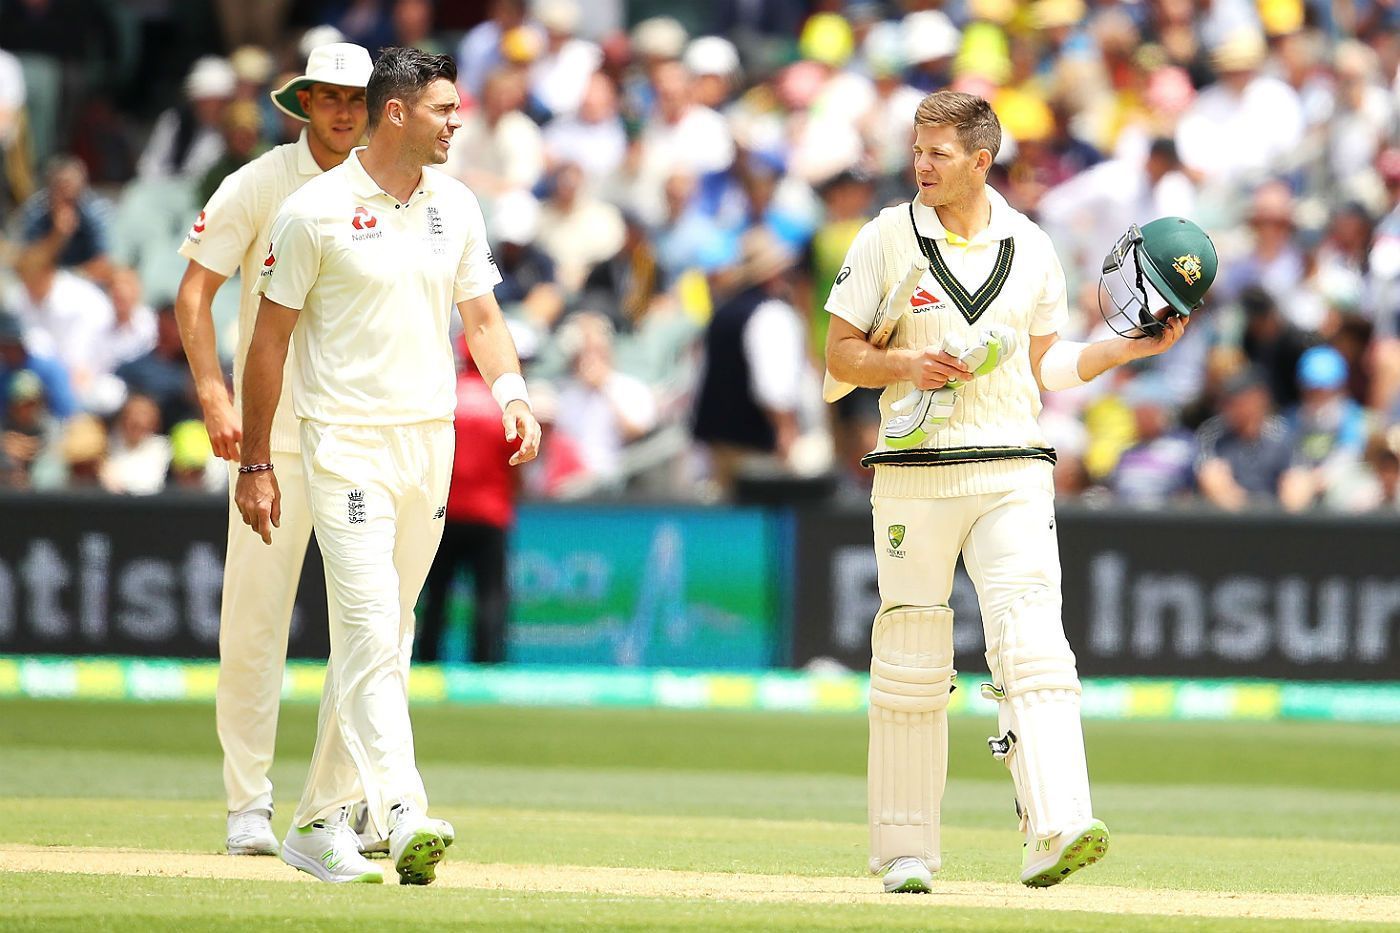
684;36;740;111
1325;40;1394;187
854;22;924;187
529;0;602;121
1107;375;1197;508
1220;180;1309;320
0;312;76;420
901;11;961;93
1175;30;1303;184
445;66;545;205
198;100;268;205
489;189;565;334
692;229;807;495
166;419;223;491
632;59;734;225
17;155;115;281
806;166;876;359
1238;285;1314;411
1280;345;1368;511
418;340;521;664
542;71;626;184
56;412;108;490
1;369;62;489
457;0;531;99
1195;368;1296;510
138;56;237;182
580;206;664;334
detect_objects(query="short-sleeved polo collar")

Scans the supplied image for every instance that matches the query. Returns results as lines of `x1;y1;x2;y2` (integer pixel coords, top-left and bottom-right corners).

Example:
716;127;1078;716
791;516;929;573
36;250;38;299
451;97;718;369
294;129;320;177
344;148;437;209
912;185;1014;245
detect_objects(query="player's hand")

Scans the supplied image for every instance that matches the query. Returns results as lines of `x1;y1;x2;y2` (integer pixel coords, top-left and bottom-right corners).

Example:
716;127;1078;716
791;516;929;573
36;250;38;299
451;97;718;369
234;470;281;545
1133;314;1188;359
503;400;541;466
905;346;974;390
201;393;243;461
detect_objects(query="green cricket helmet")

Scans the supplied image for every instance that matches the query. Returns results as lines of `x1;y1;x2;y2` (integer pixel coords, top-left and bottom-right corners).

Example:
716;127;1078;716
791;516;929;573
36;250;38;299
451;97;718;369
1100;217;1218;339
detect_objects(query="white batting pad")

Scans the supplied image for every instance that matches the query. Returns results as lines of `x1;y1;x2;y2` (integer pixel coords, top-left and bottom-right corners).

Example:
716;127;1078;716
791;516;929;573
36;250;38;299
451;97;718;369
868;604;954;873
982;594;1092;840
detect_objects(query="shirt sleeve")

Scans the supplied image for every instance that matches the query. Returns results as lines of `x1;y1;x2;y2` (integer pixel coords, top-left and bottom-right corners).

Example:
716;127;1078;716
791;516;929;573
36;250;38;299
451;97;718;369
454;191;504;303
178;165;258;278
744;299;805;412
255;205;320;311
1030;235;1070;336
823;219;885;333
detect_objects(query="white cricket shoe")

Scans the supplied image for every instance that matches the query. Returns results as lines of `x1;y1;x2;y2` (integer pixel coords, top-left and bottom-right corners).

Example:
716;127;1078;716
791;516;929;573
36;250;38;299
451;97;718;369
281;806;383;883
351;800;455;855
226;807;279;856
388;803;447;886
1020;818;1110;887
881;856;933;893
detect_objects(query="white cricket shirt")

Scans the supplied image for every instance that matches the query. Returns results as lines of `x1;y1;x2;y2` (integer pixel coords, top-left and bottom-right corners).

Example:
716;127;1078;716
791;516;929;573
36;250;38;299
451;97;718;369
179;130;322;452
256;148;501;427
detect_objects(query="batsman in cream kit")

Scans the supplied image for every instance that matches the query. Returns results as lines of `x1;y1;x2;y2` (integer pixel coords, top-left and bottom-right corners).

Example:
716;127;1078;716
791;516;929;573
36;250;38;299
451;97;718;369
824;90;1217;893
236;47;539;886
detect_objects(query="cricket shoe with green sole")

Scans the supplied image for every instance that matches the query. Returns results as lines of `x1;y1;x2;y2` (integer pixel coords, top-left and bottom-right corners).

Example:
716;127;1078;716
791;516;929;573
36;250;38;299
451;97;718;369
281;806;383;883
351;800;454;856
880;856;934;893
388;803;447;886
1020;819;1110;887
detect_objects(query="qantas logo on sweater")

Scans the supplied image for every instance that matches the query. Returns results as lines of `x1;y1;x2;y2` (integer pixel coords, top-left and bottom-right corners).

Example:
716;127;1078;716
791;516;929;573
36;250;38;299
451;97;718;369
910;287;944;309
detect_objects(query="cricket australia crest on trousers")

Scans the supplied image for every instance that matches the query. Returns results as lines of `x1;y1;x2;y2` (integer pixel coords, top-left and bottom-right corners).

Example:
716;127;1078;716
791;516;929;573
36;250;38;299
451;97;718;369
348;489;366;524
886;523;906;559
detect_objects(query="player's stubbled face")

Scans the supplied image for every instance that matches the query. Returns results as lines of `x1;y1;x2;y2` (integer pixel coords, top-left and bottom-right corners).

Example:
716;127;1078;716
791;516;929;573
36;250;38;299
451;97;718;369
303;83;368;156
912;123;978;208
407;77;463;165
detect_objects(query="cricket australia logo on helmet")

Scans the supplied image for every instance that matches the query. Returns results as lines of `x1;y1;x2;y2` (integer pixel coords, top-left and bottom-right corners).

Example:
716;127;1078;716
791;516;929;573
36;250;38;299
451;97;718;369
1172;253;1203;286
1099;216;1217;339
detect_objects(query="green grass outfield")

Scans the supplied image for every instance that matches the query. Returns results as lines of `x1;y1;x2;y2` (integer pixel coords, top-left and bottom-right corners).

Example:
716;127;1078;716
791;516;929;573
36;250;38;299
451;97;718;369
1;698;1398;930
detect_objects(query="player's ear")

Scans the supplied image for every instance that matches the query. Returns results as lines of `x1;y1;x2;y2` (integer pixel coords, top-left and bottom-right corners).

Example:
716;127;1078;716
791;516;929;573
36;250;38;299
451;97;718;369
386;99;405;127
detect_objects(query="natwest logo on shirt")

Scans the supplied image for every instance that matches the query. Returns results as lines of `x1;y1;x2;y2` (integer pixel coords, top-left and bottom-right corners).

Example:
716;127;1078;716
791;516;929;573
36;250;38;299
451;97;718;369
185;209;207;244
351;205;383;241
260;242;275;276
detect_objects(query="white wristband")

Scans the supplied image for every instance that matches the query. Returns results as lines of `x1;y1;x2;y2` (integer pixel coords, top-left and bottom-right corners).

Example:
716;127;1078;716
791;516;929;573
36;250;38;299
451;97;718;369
1039;339;1089;391
490;372;531;412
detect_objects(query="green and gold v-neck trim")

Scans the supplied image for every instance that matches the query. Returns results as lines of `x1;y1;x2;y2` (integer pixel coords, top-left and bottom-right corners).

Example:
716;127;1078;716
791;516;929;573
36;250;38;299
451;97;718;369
908;202;1015;326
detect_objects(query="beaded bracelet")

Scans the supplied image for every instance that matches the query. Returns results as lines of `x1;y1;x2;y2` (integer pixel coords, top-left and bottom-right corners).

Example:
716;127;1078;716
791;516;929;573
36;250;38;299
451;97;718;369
238;463;275;474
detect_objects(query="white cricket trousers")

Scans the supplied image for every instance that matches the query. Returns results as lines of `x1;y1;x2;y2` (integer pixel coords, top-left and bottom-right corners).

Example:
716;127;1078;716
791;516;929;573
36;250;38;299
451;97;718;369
218;450;314;814
872;465;1062;623
293;420;453;838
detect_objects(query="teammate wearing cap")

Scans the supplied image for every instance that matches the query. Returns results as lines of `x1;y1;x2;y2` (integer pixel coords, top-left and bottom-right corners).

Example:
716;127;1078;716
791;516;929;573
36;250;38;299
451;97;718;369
824;90;1215;893
235;47;539;885
175;42;374;858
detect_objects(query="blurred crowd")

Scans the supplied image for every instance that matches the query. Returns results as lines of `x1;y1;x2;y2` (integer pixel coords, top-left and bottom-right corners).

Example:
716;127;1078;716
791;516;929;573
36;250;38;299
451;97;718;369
1;0;1398;512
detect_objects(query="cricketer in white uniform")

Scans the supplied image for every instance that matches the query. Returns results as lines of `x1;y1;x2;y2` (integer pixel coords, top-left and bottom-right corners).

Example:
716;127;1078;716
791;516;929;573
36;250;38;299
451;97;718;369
235;47;540;886
174;42;374;857
825;91;1192;893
